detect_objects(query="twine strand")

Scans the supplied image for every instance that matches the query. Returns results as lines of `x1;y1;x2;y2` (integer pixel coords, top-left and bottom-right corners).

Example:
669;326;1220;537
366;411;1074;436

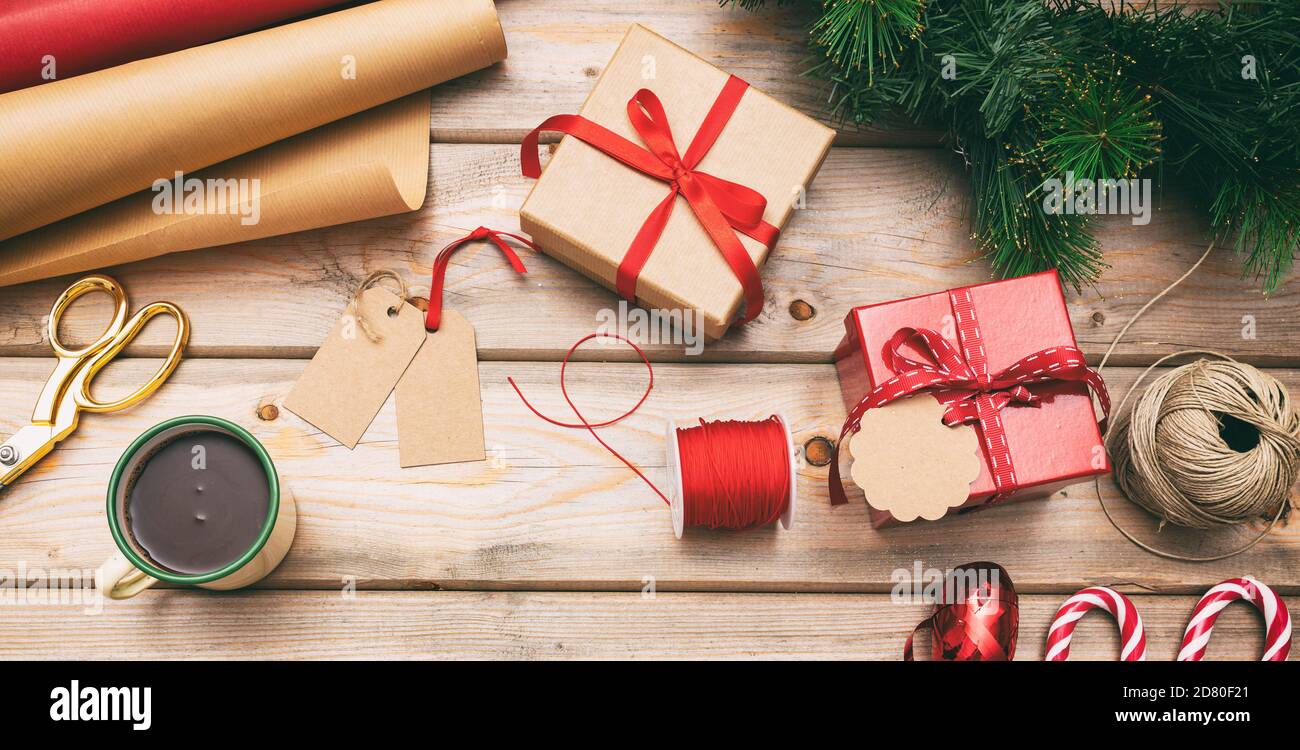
347;270;408;343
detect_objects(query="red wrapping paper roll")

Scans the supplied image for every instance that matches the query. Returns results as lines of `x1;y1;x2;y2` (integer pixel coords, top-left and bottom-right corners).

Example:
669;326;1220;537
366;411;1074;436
0;0;349;93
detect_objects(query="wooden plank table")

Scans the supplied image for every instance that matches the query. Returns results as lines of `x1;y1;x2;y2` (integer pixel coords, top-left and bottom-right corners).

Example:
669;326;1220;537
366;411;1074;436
0;0;1293;660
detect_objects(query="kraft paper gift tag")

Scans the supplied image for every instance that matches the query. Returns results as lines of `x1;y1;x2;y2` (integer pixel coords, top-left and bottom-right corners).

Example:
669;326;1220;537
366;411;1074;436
848;396;982;523
395;309;486;467
285;281;426;449
391;226;532;466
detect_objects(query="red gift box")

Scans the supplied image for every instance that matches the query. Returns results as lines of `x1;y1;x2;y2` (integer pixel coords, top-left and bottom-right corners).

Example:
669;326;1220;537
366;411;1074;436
833;270;1110;527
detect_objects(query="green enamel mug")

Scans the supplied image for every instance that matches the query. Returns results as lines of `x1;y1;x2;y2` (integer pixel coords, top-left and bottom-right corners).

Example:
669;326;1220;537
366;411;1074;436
96;416;297;599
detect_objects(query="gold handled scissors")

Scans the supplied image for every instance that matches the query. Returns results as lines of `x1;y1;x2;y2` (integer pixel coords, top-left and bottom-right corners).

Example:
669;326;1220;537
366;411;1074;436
0;274;190;492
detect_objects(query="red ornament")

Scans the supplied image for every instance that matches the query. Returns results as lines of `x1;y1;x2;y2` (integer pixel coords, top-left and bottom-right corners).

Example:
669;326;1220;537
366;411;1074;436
904;561;1019;661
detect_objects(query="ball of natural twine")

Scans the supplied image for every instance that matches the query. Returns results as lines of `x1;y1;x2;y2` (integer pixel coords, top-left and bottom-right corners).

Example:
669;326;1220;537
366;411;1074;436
1106;357;1300;530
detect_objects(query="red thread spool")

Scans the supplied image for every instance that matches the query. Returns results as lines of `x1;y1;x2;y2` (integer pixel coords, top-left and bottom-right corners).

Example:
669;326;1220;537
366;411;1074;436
665;414;797;539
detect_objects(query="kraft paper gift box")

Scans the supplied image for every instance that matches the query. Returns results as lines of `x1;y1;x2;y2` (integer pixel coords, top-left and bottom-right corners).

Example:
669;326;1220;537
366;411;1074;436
833;271;1111;528
520;24;835;340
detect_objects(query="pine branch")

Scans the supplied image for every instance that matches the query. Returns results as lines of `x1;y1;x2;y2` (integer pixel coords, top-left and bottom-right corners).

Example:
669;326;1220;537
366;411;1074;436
1025;62;1162;183
1212;178;1300;292
720;0;815;11
965;131;1105;287
730;0;1299;290
810;0;926;86
1095;1;1299;290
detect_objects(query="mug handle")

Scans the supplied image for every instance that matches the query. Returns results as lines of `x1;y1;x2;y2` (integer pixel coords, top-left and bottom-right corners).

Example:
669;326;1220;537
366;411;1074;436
96;551;159;599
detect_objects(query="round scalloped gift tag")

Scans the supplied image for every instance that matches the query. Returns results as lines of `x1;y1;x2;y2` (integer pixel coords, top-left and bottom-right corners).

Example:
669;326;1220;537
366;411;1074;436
848;395;982;522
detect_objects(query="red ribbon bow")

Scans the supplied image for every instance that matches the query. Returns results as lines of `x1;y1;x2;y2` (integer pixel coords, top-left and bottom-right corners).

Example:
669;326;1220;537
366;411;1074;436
425;227;533;332
522;75;778;324
830;287;1111;507
904;562;1019;661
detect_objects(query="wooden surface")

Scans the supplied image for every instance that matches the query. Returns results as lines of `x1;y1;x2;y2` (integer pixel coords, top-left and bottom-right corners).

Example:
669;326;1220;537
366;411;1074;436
2;359;1297;595
0;593;1266;660
0;0;1293;660
5;145;1294;366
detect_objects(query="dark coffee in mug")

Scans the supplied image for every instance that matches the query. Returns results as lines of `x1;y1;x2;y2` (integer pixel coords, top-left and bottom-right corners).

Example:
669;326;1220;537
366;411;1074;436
124;430;270;575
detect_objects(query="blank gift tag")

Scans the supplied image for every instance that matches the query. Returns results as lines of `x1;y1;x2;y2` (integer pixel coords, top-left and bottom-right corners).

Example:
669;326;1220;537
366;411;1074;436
395;309;486;467
848;396;982;523
285;287;426;449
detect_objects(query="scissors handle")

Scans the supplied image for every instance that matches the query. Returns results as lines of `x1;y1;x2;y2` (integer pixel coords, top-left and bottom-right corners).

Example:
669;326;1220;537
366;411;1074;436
47;274;129;359
76;301;191;413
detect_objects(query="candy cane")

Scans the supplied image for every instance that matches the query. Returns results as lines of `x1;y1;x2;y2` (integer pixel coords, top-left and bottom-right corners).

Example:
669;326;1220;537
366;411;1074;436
1179;577;1291;662
1045;586;1146;661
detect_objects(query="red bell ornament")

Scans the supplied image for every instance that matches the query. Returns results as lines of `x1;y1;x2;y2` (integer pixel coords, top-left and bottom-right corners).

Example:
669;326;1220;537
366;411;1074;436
904;561;1019;661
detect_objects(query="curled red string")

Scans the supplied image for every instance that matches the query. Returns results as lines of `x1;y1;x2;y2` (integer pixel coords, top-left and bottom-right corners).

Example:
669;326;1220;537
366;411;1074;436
521;75;778;325
426;227;533;332
509;333;667;505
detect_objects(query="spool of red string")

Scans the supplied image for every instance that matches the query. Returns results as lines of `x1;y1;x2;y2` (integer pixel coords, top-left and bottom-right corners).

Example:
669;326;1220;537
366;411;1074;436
666;415;796;538
511;333;796;538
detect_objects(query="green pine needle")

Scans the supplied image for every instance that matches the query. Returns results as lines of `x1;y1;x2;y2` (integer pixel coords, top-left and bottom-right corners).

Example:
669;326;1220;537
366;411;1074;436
1026;63;1162;183
1212;179;1300;292
966;134;1105;287
811;0;926;86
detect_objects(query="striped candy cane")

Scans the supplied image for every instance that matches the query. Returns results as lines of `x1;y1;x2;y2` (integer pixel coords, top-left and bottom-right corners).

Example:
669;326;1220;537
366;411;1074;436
1179;577;1292;662
1045;586;1146;661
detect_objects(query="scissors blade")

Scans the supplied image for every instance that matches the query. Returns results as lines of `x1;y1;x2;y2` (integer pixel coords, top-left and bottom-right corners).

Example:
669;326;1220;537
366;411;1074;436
0;424;58;488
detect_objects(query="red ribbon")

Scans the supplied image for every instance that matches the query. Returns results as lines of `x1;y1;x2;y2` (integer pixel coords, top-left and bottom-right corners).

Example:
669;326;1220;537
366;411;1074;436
521;75;778;324
903;608;1013;661
829;287;1111;507
903;562;1018;661
425;227;532;332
